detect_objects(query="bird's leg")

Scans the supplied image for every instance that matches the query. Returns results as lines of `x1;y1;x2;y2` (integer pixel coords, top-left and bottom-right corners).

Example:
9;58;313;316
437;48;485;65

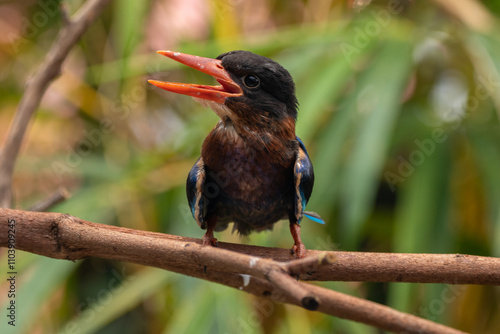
289;222;306;258
202;215;218;247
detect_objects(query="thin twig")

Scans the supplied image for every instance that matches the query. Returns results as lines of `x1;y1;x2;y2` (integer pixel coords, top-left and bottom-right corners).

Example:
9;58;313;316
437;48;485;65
0;209;484;333
28;188;71;212
60;2;71;26
430;0;494;32
0;0;112;208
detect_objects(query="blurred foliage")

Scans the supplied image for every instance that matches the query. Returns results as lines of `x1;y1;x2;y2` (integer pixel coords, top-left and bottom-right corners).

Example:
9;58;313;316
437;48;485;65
1;0;500;333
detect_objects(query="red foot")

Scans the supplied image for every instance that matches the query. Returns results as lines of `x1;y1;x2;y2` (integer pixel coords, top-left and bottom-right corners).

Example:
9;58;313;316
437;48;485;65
202;215;218;247
291;243;306;259
202;234;218;247
290;222;306;258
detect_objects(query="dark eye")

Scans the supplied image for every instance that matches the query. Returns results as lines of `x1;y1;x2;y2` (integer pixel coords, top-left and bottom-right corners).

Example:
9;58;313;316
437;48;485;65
243;75;260;88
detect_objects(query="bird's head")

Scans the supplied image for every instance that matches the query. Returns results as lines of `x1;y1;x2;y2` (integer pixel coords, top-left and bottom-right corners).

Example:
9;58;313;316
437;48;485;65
149;50;298;134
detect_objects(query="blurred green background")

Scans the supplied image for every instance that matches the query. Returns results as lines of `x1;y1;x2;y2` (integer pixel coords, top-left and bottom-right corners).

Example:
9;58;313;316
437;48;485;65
1;0;500;333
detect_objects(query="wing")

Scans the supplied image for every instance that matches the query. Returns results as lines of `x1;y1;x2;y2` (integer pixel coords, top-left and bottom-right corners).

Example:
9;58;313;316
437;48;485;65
294;137;325;225
186;157;207;228
293;137;314;223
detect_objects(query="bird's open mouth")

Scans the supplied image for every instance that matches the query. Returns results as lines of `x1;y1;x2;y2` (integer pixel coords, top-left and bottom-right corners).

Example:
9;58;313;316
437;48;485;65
148;50;243;104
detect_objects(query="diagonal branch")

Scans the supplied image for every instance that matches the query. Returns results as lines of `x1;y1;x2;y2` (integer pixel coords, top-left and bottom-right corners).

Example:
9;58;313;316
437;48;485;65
27;187;71;212
1;209;493;333
0;0;113;208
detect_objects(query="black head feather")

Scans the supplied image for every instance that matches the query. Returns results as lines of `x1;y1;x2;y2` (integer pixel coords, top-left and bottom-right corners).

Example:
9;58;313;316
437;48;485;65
217;51;298;120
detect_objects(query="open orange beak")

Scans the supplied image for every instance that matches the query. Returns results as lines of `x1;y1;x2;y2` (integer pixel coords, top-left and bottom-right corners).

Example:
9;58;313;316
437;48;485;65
148;50;243;104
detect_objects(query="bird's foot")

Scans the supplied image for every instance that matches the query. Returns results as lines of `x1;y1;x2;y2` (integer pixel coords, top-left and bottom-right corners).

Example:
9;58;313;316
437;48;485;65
291;242;306;259
202;234;218;247
289;222;306;258
202;215;218;246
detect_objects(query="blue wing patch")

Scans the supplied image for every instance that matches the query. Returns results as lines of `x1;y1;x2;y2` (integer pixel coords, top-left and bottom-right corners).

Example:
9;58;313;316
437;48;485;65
186;158;206;227
294;137;325;225
296;136;310;157
294;136;316;224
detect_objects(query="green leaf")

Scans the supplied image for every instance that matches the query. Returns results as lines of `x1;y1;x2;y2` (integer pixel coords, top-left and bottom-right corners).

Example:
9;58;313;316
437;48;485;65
341;40;414;246
58;268;171;334
163;280;255;334
388;140;451;312
467;128;500;256
0;257;77;334
296;52;362;142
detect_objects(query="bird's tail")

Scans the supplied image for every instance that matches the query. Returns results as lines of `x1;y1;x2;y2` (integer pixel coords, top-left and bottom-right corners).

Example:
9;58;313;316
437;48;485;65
303;211;325;224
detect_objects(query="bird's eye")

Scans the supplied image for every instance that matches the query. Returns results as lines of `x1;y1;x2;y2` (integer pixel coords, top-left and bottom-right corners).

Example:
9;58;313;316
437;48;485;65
243;75;260;88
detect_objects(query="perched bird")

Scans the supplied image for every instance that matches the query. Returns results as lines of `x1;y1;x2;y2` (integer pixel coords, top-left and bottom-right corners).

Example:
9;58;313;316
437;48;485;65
149;50;324;258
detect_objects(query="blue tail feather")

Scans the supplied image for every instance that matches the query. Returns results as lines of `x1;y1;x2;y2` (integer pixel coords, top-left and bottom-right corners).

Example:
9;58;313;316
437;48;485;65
303;211;325;224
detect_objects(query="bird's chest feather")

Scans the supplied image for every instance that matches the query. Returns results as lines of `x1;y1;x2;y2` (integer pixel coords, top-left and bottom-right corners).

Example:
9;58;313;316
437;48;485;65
201;125;295;220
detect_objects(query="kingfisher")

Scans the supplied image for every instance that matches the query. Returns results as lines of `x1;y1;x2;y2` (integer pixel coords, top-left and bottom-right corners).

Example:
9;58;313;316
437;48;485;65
149;50;324;258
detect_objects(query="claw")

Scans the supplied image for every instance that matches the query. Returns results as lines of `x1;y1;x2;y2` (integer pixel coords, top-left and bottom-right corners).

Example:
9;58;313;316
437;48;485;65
291;242;306;259
202;215;218;247
202;234;218;247
290;222;306;258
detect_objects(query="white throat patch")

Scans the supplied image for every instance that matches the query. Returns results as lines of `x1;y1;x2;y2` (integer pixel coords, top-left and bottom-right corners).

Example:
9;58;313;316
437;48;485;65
192;98;234;120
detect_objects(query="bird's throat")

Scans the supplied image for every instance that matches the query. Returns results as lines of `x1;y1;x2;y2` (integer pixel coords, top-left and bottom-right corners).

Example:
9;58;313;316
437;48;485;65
202;119;297;169
193;98;235;121
194;96;297;166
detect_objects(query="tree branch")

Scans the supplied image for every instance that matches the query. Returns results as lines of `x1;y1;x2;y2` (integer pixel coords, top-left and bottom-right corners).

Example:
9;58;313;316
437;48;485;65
0;0;112;208
2;209;493;333
27;187;71;212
